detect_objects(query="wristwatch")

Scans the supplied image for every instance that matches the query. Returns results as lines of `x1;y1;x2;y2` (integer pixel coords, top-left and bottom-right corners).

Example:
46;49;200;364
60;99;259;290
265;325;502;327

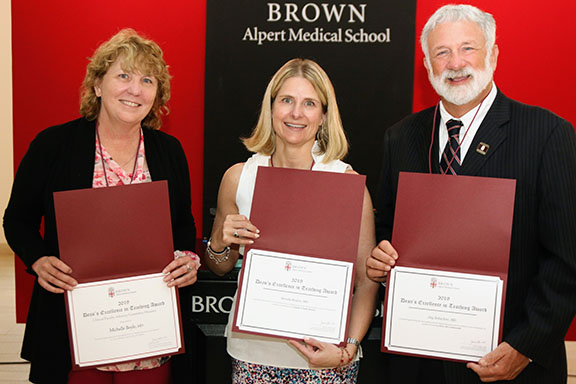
346;337;360;347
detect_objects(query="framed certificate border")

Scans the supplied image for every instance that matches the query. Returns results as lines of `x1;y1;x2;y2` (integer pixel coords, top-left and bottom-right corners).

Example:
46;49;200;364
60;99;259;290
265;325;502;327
66;273;183;368
384;266;503;362
234;249;354;345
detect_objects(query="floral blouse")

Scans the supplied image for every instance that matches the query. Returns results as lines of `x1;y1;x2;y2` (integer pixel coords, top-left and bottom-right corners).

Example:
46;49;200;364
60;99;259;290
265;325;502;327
93;129;150;188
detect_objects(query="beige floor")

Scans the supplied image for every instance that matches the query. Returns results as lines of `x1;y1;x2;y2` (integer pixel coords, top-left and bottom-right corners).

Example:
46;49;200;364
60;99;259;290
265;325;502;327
0;245;574;383
0;244;29;383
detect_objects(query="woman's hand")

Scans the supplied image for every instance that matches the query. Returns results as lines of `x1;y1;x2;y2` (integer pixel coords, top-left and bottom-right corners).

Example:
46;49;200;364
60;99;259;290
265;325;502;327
162;250;201;288
213;214;260;250
366;240;398;283
289;337;356;368
31;256;78;294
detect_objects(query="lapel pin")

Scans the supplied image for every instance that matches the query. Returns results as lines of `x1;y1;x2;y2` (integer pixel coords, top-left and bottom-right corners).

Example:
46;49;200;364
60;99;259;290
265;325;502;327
476;142;490;155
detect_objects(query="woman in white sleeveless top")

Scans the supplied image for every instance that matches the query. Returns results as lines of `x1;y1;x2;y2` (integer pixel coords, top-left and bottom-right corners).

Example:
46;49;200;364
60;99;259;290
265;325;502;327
205;58;384;383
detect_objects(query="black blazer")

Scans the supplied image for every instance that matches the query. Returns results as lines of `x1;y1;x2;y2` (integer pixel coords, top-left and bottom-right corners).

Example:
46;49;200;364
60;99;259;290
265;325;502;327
3;118;196;383
375;90;576;383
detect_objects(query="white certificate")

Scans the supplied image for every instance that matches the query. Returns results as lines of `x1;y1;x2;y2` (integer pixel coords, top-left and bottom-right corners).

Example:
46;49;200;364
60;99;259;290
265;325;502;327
384;266;503;361
66;273;182;367
235;249;354;344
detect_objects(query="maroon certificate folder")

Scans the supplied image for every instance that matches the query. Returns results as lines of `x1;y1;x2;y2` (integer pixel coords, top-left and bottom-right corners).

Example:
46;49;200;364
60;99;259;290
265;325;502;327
232;167;366;344
381;172;516;360
53;181;184;369
54;181;174;281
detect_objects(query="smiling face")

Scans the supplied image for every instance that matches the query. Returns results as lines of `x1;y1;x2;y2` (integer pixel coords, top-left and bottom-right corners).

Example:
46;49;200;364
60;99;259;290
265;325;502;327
94;59;158;129
271;76;325;150
425;20;498;111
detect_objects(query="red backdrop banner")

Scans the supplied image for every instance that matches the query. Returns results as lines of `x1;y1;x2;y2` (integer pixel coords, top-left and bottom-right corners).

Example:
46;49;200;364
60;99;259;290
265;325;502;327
11;0;206;323
11;0;575;339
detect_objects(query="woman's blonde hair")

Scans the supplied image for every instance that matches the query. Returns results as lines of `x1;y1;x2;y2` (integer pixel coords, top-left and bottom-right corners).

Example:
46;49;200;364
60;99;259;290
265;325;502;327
242;58;348;162
80;28;171;129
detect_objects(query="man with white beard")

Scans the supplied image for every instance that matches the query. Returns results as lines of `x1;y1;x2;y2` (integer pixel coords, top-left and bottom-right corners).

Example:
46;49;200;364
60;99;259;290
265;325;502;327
366;4;576;383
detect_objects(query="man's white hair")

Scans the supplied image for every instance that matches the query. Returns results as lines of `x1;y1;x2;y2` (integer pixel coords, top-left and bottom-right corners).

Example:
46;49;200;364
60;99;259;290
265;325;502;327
420;4;496;66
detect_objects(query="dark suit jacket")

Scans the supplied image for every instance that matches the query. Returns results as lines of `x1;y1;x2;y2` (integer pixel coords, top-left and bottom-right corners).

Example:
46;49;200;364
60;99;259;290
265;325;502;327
375;90;576;383
3;118;196;383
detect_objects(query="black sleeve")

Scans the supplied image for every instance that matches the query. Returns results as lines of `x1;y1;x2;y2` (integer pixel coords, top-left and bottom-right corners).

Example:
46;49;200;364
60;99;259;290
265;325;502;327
3;128;62;271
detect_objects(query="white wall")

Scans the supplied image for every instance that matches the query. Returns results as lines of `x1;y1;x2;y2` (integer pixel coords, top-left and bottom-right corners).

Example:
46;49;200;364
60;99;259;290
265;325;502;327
0;0;13;245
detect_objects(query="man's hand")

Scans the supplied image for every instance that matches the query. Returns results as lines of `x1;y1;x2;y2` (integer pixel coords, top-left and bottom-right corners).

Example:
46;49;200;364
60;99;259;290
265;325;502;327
366;240;398;283
467;342;530;382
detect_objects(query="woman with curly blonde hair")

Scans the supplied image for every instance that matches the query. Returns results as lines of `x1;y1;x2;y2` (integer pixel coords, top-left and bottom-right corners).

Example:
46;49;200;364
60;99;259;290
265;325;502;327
4;29;198;384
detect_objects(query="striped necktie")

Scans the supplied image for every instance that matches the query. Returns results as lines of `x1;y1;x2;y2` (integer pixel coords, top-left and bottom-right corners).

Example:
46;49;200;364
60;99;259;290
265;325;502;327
440;119;463;175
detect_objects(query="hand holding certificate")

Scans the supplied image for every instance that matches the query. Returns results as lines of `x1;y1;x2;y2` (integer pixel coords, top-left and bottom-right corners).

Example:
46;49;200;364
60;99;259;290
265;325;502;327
232;167;365;345
381;173;516;362
54;181;184;369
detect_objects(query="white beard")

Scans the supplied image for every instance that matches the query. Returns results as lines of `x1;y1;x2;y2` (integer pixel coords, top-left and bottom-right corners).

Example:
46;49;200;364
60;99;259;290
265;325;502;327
428;60;494;106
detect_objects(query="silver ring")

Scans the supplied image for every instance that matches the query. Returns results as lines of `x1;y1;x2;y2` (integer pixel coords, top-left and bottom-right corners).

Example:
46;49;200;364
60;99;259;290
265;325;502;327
233;231;240;238
186;264;192;273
